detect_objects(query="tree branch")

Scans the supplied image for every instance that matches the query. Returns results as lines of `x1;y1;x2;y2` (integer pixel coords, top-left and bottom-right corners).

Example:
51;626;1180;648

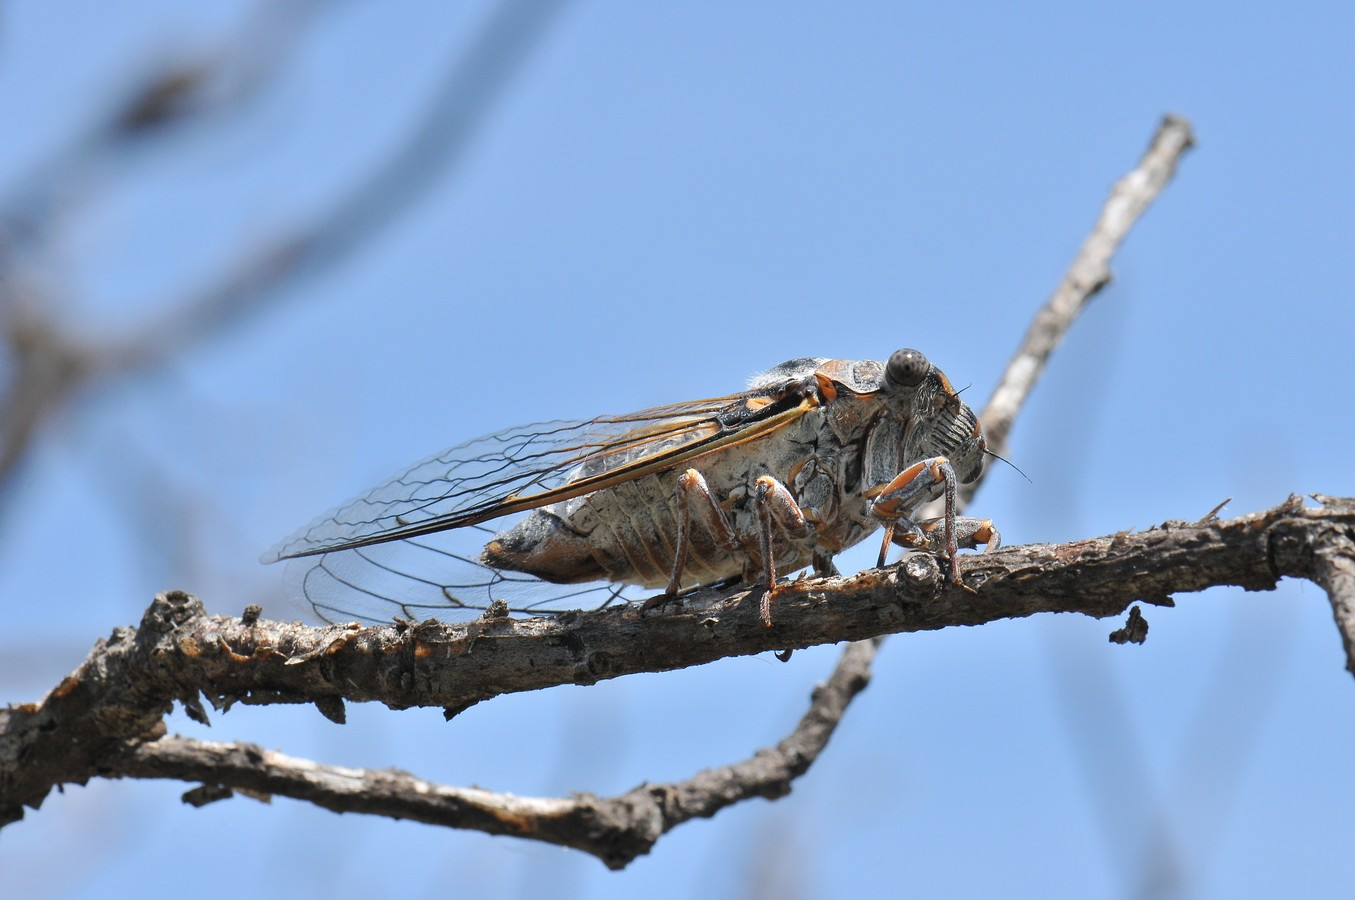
1290;493;1355;676
5;493;1351;865
107;638;878;869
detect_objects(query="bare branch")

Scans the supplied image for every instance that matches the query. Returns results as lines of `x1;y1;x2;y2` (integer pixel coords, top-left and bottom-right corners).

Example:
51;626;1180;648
4;494;1348;858
1292;494;1355;676
108;640;876;869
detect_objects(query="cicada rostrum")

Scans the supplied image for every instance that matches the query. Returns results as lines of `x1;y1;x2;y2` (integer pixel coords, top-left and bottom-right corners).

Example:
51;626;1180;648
264;349;999;626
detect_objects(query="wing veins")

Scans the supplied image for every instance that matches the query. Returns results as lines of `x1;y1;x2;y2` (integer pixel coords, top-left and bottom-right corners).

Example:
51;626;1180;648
270;388;814;561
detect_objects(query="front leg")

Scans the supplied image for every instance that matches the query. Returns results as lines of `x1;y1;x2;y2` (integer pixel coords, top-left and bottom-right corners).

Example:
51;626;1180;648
895;516;1001;556
866;455;974;589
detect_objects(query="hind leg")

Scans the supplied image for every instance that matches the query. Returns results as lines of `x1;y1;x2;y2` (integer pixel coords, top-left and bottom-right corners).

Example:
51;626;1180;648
641;469;742;612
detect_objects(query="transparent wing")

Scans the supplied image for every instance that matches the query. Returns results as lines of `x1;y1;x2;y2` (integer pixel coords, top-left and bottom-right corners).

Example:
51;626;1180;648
263;398;745;564
265;384;816;624
282;519;657;625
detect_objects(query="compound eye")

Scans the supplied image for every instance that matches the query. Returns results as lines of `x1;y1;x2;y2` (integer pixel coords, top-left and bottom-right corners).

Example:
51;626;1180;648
885;349;929;388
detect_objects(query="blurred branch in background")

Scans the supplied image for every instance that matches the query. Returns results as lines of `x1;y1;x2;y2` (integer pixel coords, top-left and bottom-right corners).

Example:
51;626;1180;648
0;0;338;494
2;0;336;221
0;0;572;505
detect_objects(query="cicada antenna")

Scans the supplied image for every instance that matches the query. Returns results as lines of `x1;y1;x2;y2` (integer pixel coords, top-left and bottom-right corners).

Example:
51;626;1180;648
953;384;1031;484
985;448;1032;484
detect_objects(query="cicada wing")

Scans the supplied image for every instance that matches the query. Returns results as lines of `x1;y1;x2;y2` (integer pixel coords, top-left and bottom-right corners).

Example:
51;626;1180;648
264;384;817;563
283;518;652;625
262;400;736;564
265;372;823;624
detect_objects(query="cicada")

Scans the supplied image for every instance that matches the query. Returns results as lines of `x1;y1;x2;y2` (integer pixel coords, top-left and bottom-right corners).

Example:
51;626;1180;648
263;348;999;626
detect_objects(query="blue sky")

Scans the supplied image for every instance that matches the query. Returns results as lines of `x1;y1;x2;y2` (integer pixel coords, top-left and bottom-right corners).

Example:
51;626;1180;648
1;2;1353;897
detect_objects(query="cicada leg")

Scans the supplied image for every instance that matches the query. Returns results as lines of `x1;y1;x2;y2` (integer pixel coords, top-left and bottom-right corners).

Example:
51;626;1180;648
867;455;977;591
752;475;814;628
811;549;840;577
753;476;810;585
643;469;741;613
646;469;814;629
895;517;1001;555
